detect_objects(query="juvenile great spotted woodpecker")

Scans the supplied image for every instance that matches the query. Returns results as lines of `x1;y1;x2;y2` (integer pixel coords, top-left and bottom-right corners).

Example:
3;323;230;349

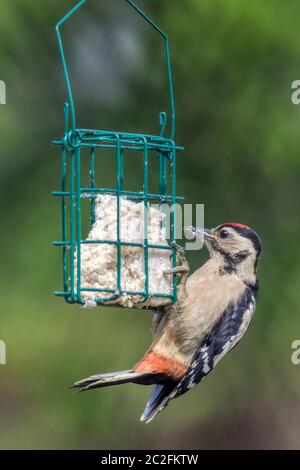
72;223;261;423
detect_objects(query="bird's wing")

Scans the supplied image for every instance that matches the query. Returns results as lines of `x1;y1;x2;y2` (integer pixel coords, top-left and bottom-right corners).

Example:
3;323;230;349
142;287;256;423
174;287;256;397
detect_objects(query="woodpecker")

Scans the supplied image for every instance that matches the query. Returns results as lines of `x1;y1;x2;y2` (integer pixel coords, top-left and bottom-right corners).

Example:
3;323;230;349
72;223;261;423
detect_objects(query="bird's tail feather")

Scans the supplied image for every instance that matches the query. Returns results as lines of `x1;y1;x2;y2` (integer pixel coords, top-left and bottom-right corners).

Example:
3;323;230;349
140;383;176;424
72;369;158;391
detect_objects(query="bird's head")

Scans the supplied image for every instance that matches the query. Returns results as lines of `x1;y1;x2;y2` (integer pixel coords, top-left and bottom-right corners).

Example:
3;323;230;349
185;223;261;284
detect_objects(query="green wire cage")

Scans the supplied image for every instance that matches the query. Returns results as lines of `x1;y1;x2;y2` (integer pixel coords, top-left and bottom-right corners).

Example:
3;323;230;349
53;0;184;307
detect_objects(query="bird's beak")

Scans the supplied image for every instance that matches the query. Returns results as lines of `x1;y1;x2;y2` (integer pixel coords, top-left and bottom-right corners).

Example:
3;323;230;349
184;226;215;240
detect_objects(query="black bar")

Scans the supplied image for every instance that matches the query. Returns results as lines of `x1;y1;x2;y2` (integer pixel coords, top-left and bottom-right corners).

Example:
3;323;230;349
0;450;298;465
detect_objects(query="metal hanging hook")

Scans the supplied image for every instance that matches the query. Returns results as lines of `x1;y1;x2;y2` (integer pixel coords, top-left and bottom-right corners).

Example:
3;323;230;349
56;0;176;139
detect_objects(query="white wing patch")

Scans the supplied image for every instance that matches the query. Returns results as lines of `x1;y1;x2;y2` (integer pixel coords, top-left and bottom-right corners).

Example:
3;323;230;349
213;298;256;367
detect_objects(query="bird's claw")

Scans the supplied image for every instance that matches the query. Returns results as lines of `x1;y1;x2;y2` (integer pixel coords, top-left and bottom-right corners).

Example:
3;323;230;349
164;266;189;276
171;241;185;255
164;242;190;278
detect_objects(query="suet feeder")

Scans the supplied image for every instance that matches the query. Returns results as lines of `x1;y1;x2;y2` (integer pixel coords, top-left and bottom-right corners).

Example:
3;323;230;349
53;0;184;308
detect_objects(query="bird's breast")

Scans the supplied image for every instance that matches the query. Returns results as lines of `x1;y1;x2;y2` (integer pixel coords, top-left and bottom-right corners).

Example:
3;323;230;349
172;271;246;357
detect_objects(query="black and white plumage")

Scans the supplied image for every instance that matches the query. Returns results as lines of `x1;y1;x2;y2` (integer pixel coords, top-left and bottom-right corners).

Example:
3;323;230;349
141;287;257;422
72;223;261;424
176;287;256;395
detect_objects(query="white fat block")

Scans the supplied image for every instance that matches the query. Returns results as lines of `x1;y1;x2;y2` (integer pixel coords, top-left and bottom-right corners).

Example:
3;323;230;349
75;195;173;308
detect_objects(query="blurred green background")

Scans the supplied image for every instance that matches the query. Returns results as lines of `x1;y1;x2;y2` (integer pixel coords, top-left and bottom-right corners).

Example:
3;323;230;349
1;0;300;450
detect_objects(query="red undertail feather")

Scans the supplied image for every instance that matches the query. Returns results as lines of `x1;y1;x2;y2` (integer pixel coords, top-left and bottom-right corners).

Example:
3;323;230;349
134;351;187;381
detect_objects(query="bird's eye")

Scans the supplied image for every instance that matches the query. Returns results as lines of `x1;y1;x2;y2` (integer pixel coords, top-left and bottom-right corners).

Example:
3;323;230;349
219;229;230;239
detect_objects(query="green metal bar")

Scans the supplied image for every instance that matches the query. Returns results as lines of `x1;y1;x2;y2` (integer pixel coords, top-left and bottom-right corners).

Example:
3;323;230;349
68;129;182;146
79;288;171;296
143;139;149;301
171;143;177;300
64;102;70;134
159;152;167;196
61;148;68;292
89;143;179;152
70;151;76;300
83;290;173;300
55;289;174;299
54;240;173;250
53;141;183;153
56;1;87;129
68;128;177;141
158;151;168;237
116;137;122;297
76;148;82;303
53;130;184;152
53;188;184;202
119;149;124;191
81;188;175;201
90;147;95;225
55;291;72;297
164;37;176;139
62;103;69;293
54;132;183;147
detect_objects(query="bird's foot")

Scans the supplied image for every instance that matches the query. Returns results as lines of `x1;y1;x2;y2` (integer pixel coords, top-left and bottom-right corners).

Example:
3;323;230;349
171;241;186;256
164;241;190;276
164;242;190;297
164;266;189;276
